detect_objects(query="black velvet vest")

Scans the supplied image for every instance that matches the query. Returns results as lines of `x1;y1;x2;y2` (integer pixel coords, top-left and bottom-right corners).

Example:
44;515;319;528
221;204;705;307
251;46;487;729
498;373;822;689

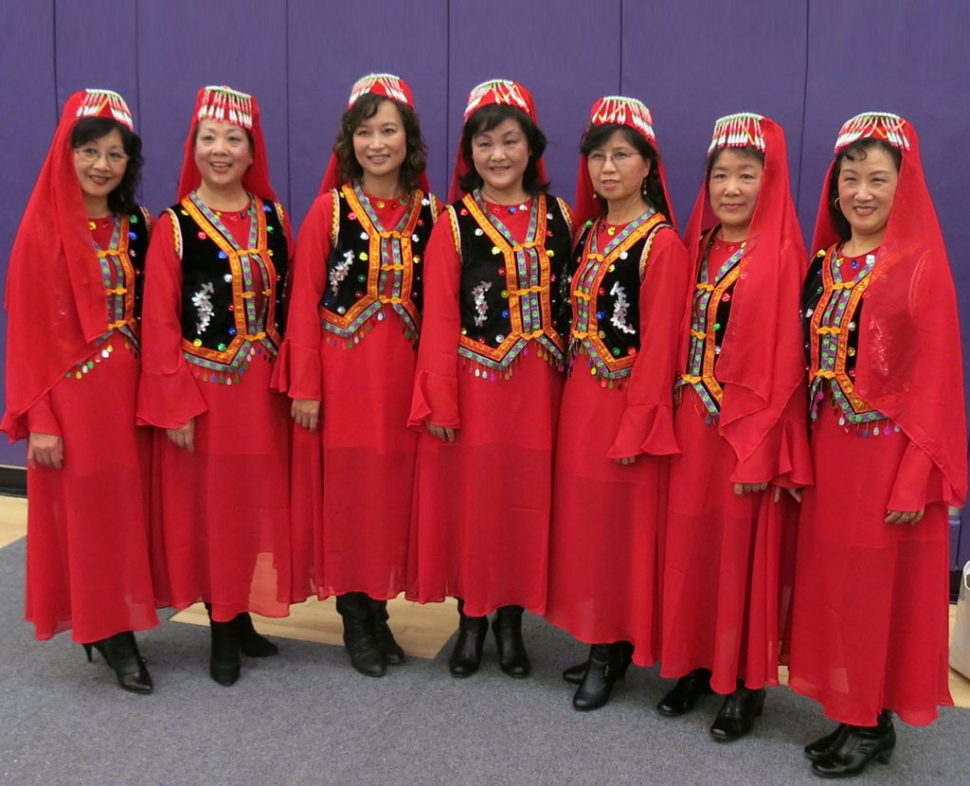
318;184;438;345
98;205;150;347
169;193;288;378
564;212;671;381
452;192;573;371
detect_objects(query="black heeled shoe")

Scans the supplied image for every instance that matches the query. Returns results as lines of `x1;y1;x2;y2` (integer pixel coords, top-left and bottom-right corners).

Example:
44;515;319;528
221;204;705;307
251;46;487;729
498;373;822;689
232;612;278;658
709;684;766;741
449;599;488;678
811;711;896;779
492;605;531;678
805;724;850;761
563;640;633;685
572;643;632;711
83;631;153;695
657;668;713;716
336;593;386;677
209;619;241;687
369;598;406;666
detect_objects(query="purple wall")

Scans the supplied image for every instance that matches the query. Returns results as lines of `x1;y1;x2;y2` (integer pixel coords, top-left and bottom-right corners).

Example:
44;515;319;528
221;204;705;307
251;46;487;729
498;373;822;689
2;1;969;562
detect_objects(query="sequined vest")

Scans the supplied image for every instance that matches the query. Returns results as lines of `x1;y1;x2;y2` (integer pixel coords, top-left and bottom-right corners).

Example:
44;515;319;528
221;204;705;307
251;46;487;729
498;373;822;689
802;245;886;426
452;191;573;373
96;206;151;348
318;184;438;346
681;229;743;416
168;193;288;380
565;211;670;382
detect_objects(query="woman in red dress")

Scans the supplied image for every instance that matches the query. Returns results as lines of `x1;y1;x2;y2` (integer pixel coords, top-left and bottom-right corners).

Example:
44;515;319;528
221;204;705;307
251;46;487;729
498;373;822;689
657;113;811;739
138;86;292;687
545;96;690;710
2;89;157;693
407;79;573;678
788;113;966;778
274;73;440;677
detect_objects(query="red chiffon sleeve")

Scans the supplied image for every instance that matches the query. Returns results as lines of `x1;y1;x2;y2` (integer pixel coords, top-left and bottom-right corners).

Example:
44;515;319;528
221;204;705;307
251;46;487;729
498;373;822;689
730;389;813;487
136;210;207;429
26;394;61;437
408;206;461;430
271;192;334;400
886;439;948;512
608;227;691;459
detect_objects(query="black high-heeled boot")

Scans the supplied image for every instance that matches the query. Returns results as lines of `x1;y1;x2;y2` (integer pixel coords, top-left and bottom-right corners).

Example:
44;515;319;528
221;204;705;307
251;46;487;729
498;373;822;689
368;598;405;666
208;617;241;687
811;710;896;779
492;605;530;678
804;724;850;761
709;683;766;741
563;640;632;685
449;599;488;677
336;592;386;677
572;643;632;711
83;631;153;695
232;612;278;658
657;668;713;716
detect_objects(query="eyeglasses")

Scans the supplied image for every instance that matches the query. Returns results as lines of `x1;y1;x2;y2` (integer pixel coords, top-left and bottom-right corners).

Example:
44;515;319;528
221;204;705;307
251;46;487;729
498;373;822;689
587;150;642;166
74;147;129;166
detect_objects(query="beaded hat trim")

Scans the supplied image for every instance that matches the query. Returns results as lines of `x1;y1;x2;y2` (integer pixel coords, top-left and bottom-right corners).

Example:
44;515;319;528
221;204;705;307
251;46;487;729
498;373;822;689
708;112;766;153
590;96;655;142
464;79;530;121
835;112;910;152
348;73;410;107
77;89;133;130
196;86;254;130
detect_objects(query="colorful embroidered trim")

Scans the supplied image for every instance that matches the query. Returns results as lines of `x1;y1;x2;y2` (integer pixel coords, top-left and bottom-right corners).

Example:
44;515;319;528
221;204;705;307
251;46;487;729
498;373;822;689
589;96;655;142
708;113;766;153
835;112;910;152
464;79;530;120
196;86;254;130
78;89;133;130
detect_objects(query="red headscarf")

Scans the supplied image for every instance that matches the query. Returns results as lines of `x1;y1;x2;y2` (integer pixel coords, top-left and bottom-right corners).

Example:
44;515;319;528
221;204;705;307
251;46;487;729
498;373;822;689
176;85;277;203
447;79;548;203
573;96;676;231
679;112;808;464
812;112;966;503
318;72;432;196
2;89;136;441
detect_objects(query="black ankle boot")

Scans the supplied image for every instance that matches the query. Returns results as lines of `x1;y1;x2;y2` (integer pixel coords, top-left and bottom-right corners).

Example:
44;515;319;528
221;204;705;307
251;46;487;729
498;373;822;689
368;598;405;666
83;631;153;695
709;683;766;741
449;599;488;677
492;605;530;678
232;613;279;658
657;668;713;716
811;711;896;778
336;592;386;677
563;640;632;685
804;724;850;761
209;619;241;687
572;643;632;711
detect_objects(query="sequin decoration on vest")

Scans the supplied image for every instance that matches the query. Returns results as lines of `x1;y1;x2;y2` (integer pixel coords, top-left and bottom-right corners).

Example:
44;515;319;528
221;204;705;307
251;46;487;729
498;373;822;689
169;192;288;384
66;207;151;380
803;245;893;435
451;191;573;379
680;229;744;420
565;211;669;387
318;184;437;348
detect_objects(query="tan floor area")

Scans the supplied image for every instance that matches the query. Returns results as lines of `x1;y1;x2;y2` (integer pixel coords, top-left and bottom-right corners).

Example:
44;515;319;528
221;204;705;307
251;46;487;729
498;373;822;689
2;493;969;706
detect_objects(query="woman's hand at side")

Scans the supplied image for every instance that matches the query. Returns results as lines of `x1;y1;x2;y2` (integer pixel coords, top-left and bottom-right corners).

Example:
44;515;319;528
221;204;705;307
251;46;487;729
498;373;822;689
292;399;321;432
27;432;63;469
166;419;195;453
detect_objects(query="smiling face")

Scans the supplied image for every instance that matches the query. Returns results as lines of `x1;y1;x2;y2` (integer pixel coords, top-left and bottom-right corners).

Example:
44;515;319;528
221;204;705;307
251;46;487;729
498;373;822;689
837;144;899;247
352;98;407;189
193;119;253;192
708;148;764;241
471;116;531;201
73;127;127;213
586;128;651;206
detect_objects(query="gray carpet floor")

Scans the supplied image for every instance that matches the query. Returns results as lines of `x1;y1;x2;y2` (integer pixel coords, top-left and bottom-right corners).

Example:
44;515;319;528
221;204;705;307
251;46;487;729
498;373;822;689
1;537;968;786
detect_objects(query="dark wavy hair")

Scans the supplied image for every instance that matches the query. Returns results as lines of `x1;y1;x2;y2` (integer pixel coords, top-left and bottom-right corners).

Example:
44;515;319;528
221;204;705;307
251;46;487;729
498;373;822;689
71;117;143;214
332;93;428;192
580;123;669;219
827;138;902;240
459;104;549;195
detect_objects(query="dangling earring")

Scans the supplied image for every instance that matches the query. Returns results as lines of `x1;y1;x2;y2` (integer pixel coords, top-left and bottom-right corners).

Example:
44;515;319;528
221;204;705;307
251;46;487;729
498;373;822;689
834;197;842;208
641;178;649;198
